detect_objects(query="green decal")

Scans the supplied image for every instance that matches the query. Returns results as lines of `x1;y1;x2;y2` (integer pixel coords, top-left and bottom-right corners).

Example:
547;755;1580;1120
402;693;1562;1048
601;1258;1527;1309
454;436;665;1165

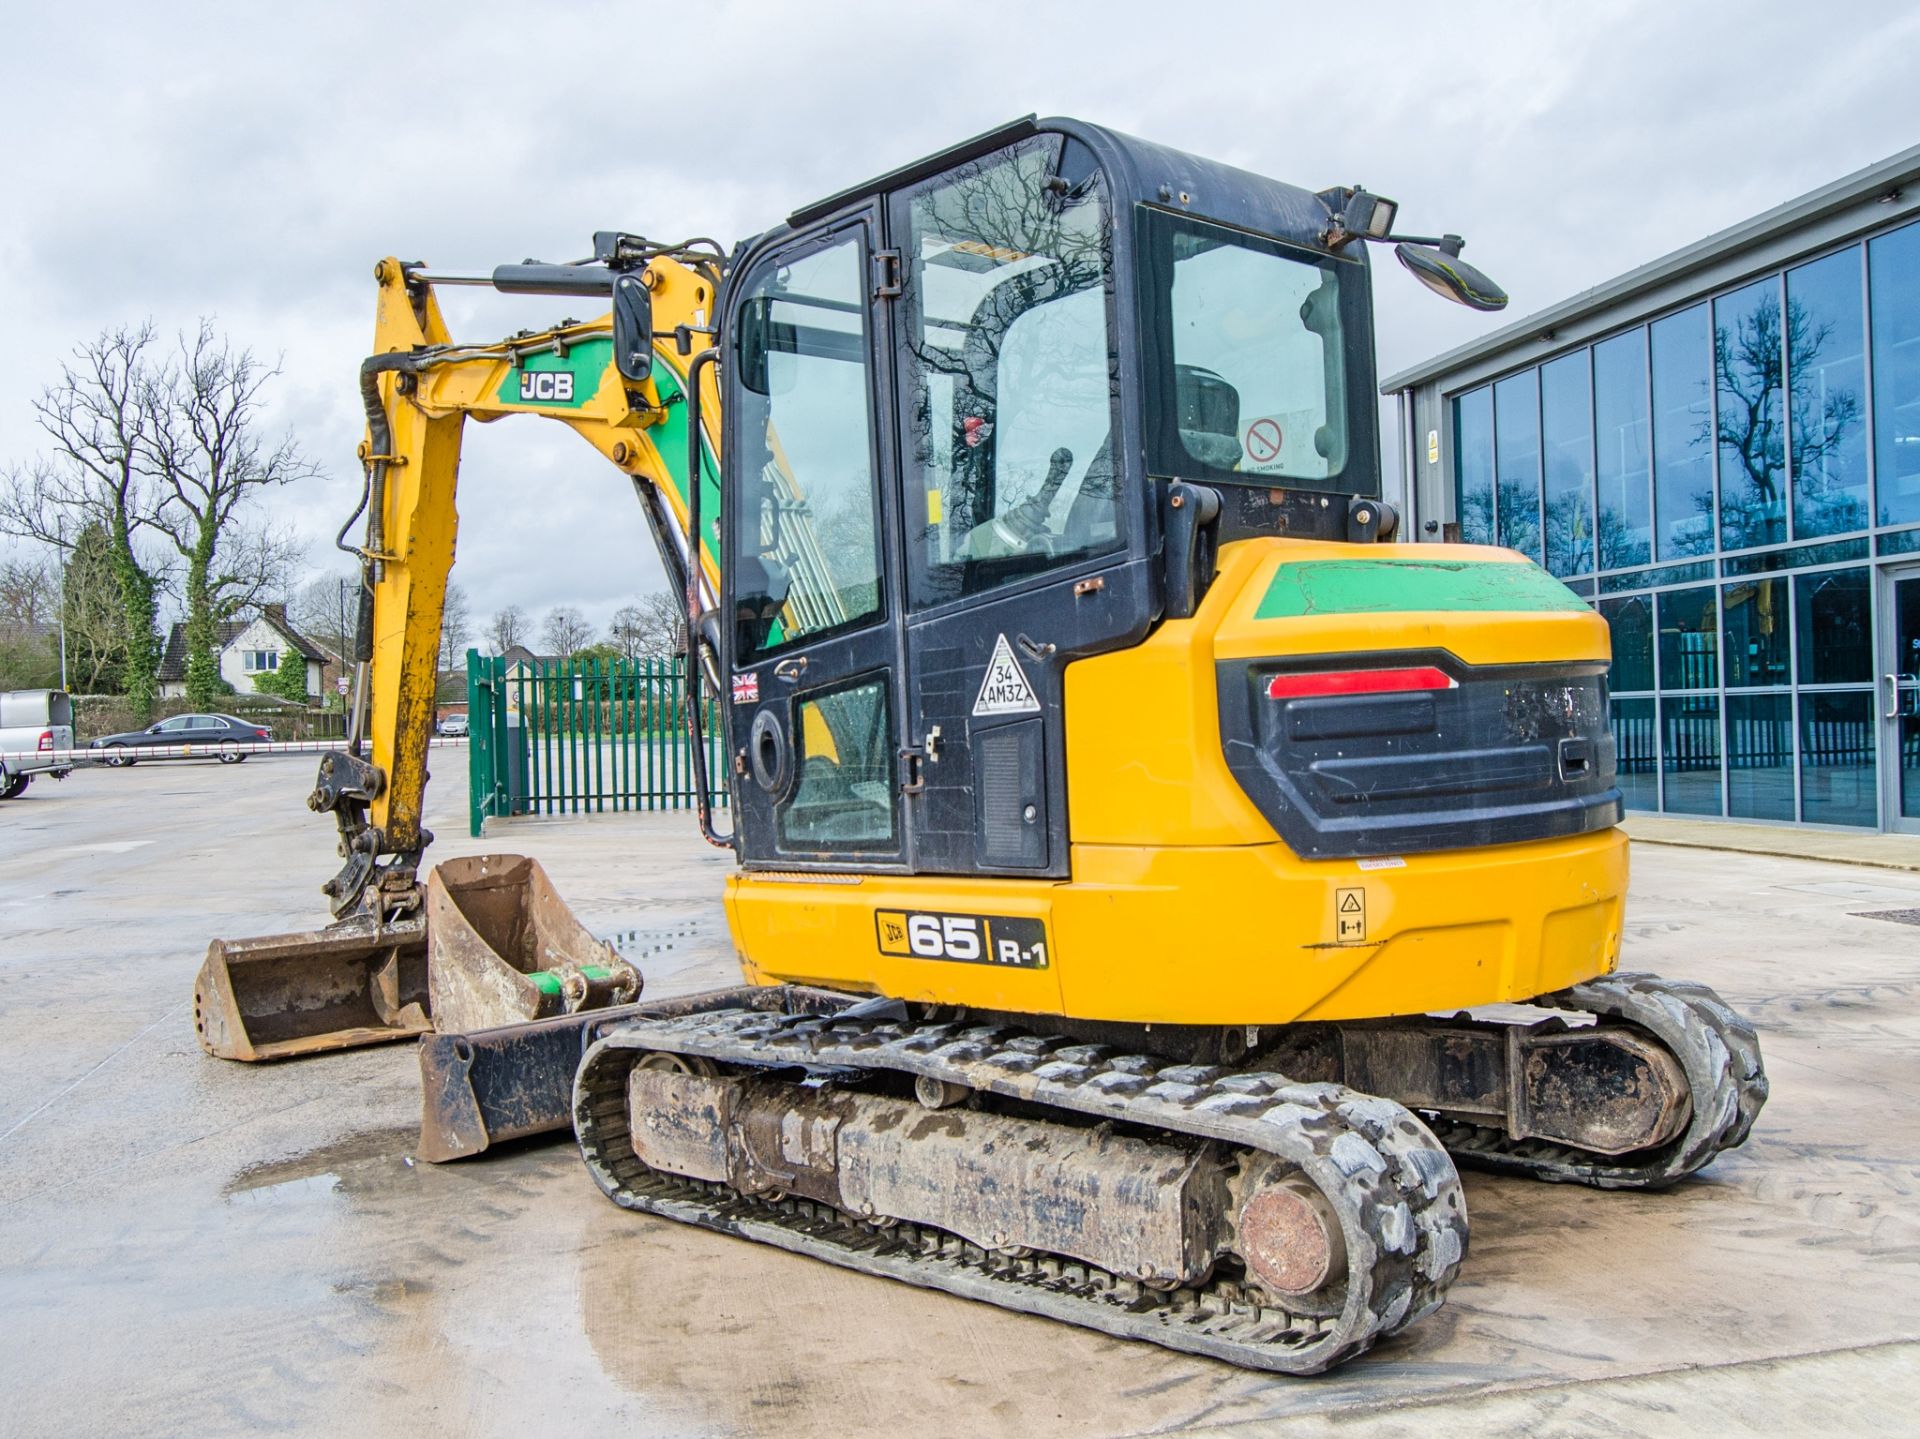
496;336;612;411
1255;558;1590;619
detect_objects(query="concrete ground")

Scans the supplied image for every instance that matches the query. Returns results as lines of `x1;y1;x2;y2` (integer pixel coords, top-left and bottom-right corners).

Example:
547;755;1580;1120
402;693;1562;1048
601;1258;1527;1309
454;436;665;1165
3;758;1919;1437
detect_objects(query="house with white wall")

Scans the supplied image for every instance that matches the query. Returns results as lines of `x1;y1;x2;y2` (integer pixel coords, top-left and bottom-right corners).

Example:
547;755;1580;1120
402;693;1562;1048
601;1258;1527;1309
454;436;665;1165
156;604;326;699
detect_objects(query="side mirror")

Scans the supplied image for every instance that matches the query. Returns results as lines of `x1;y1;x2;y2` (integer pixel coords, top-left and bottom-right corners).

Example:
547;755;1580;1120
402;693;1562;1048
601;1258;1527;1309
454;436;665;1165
736;297;773;396
611;271;654;381
1395;242;1508;312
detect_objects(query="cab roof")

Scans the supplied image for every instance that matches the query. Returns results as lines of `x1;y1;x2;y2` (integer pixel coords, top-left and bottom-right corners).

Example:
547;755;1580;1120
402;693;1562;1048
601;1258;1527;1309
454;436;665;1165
788;115;1350;260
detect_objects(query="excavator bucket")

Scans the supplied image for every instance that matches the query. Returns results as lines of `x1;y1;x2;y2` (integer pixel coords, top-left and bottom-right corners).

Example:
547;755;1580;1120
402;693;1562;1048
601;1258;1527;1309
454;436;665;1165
424;854;641;1029
193;915;431;1062
194;853;639;1064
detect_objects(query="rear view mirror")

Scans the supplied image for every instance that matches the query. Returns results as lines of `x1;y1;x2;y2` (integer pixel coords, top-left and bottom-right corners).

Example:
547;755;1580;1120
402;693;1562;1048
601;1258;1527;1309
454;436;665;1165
1395;243;1508;312
736;297;773;396
611;271;654;381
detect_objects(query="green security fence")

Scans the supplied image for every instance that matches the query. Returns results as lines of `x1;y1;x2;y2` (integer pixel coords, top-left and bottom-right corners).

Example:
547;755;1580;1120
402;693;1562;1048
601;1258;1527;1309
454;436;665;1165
466;651;728;837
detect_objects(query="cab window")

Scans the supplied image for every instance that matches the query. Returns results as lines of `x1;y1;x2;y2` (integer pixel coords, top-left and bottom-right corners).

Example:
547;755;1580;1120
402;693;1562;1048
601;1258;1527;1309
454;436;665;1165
729;231;885;662
896;139;1121;607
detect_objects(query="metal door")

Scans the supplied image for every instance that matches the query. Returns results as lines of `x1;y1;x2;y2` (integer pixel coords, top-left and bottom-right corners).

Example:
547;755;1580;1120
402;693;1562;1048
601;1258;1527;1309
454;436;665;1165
721;209;908;870
1883;566;1920;834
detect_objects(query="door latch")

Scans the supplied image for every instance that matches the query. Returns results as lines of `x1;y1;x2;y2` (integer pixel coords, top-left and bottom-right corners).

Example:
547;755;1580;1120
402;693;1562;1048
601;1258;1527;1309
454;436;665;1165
873;250;904;299
899;725;942;795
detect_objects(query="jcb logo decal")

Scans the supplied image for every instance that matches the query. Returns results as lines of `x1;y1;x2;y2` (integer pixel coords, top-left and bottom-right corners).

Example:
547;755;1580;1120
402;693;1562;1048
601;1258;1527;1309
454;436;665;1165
518;370;575;403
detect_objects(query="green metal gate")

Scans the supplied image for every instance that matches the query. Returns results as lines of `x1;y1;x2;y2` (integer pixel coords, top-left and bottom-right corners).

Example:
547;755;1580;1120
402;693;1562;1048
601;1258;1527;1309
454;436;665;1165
466;651;728;837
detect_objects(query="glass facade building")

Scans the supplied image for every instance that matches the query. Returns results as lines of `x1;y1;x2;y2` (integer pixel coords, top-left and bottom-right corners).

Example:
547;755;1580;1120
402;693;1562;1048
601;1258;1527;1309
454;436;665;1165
1387;147;1920;833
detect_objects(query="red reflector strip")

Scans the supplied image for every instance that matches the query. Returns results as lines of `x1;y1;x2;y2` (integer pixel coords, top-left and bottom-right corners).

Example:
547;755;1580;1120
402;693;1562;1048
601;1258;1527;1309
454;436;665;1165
1266;666;1457;700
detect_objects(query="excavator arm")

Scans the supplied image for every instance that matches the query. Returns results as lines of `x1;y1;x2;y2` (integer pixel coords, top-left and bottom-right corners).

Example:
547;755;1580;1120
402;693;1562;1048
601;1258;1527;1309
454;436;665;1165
317;244;726;920
191;238;730;1065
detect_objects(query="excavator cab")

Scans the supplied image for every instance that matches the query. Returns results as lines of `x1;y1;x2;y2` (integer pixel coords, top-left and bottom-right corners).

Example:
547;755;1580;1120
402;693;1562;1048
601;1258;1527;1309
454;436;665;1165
716;118;1386;884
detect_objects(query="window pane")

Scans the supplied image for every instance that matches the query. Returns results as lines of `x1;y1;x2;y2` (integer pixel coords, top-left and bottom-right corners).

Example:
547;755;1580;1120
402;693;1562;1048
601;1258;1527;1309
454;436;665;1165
1168;223;1348;480
1787;249;1869;538
1594;331;1652;569
1494;370;1542;561
1652;305;1715;558
1794;568;1871;684
1714;279;1786;549
899;142;1118;607
1726;693;1794;821
778;678;896;850
1454;387;1494;544
1870;221;1920;527
1541;351;1595;577
730;235;882;661
1600;595;1654;691
1798;691;1877;826
1660;694;1722;814
1657;586;1718;690
1612;696;1657;811
1721;577;1789;687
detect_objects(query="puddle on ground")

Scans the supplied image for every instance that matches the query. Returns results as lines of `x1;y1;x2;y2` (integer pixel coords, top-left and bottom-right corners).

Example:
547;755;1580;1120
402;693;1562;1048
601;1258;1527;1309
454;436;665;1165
224;1125;421;1199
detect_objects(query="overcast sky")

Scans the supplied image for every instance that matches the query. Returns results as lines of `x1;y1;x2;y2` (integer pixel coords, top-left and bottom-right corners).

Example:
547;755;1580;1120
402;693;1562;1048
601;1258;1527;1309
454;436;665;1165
3;1;1916;640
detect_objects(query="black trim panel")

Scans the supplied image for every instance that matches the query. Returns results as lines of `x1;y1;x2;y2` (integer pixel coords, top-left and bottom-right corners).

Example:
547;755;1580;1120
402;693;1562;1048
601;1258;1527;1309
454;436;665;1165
1216;651;1622;859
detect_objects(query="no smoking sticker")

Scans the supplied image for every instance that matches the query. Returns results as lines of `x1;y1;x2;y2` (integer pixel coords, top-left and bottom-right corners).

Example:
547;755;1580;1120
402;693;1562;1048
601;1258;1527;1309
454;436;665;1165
1335;886;1367;944
1244;417;1285;465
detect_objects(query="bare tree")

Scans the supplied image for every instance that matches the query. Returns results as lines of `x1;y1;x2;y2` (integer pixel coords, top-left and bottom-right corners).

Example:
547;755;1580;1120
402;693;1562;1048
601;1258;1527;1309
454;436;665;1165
486;604;527;654
0;559;53;641
0;325;170;714
439;581;473;671
608;592;683;661
290;570;358;663
539;605;591;658
143;322;317;708
0;556;59;691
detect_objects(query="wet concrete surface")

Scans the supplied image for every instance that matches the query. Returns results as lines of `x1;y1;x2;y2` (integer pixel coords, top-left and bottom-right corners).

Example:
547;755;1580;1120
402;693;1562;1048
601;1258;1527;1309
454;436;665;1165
2;758;1918;1435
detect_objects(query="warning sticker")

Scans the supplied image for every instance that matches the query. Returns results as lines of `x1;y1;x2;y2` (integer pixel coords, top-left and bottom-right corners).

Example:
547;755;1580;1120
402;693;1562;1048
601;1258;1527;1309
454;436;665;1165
1334;886;1368;944
1244;417;1285;465
1240;409;1325;476
972;634;1041;717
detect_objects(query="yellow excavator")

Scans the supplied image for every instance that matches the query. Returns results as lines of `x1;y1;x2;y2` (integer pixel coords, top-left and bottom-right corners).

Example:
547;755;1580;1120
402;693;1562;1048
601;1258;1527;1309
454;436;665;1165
193;117;1766;1374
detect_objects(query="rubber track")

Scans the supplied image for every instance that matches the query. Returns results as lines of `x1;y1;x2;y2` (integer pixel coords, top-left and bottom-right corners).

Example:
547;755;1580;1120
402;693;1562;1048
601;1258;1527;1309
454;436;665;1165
1432;972;1769;1191
576;1009;1470;1374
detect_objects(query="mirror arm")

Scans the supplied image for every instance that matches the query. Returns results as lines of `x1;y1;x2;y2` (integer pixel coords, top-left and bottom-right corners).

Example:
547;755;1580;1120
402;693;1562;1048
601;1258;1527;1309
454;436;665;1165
1364;231;1465;256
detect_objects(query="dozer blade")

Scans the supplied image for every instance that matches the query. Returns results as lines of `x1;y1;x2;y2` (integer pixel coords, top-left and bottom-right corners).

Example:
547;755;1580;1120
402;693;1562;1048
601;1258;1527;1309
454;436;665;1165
415;986;822;1163
193;915;430;1062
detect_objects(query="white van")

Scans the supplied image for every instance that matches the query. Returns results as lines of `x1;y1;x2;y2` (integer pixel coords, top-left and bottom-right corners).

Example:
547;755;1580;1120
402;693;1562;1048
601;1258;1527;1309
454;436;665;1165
0;689;77;799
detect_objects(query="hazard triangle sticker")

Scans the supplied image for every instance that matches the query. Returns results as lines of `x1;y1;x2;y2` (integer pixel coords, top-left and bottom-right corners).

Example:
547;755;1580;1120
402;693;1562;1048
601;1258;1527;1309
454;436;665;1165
972;633;1042;717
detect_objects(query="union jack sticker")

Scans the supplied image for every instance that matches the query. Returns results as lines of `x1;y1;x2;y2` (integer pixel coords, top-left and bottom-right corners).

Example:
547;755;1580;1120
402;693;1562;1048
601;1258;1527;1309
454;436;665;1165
731;671;760;705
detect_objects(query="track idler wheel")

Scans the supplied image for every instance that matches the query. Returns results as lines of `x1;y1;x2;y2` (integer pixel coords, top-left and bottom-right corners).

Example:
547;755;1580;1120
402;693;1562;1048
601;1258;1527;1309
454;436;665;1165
1232;1157;1349;1312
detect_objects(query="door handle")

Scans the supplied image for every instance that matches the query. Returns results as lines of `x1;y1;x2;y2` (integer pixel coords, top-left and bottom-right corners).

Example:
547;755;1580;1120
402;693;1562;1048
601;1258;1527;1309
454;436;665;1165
1889;674;1900;721
773;657;809;683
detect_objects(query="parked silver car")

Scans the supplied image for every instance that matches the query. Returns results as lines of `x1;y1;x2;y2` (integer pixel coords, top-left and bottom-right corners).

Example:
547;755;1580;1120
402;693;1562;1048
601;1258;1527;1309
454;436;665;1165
0;689;77;799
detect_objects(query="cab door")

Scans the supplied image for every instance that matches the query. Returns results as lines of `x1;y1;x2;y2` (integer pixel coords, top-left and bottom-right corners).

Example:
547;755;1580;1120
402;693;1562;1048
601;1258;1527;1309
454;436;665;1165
721;210;908;870
884;135;1152;879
